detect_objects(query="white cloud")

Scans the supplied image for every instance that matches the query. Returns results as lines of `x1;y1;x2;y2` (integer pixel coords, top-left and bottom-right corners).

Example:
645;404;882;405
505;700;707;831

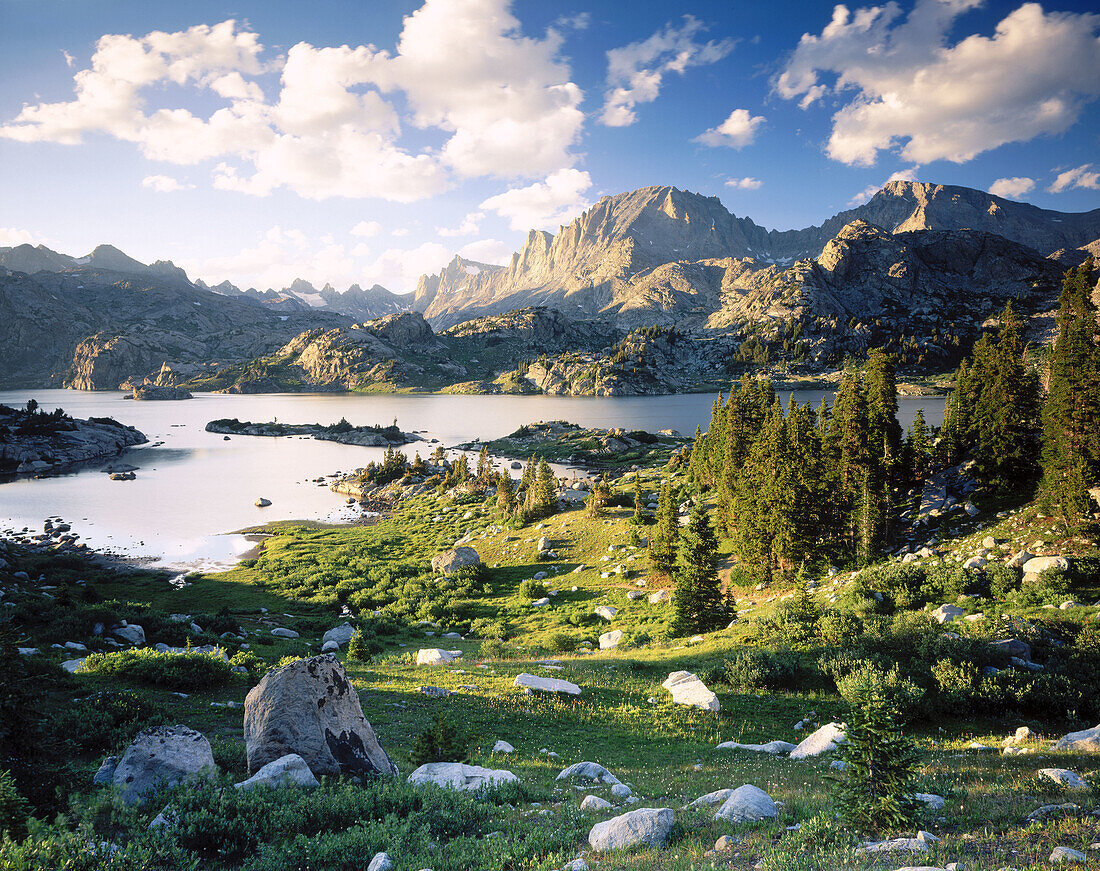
0;227;44;247
351;220;383;237
362;241;451;292
1049;164;1100;193
725;176;763;190
61;50;75;68
601;16;734;127
141;174;193;192
776;0;1100;166
458;238;512;265
695;109;765;148
437;212;483;237
847;167;920;207
989;176;1036;199
392;228;410;237
1;3;585;200
479;168;593;231
556;13;591;30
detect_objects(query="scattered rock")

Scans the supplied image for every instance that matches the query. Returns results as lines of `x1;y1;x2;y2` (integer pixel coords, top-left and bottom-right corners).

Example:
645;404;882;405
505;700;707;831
713;784;778;823
1039;768;1088;788
112;623;146;645
416;648;458;666
914;793;946;810
322;623;356;647
513;673;581;695
931;604;964;624
1054;724;1100;752
431;547;481;577
234;753;320;790
367;853;393;871
716;740;796;755
588;807;675;852
662;671;719;711
599;630;624;650
790;723;847;759
407;762;518;791
271;627;299;639
556;762;622;785
581;794;613;811
1050;846;1087;863
595;605;617;621
112;725;216;805
93;756;118;785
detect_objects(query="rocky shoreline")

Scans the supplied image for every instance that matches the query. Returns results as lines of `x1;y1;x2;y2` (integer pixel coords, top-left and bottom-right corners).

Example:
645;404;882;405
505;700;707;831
0;403;147;476
204;418;417;447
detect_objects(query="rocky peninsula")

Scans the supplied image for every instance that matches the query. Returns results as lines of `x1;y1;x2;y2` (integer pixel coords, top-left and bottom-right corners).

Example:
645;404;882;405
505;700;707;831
205;417;416;447
0;401;147;476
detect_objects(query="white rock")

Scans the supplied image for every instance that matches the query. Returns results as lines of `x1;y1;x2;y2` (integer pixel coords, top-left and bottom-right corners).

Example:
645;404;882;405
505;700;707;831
1022;555;1070;577
416;648;457;666
513;673;581;695
61;658;86;673
322;623;356;647
492;740;515;754
689;788;735;808
914;793;945;810
716;740;796;755
234;754;319;790
113;623;146;645
271;628;299;639
1054;724;1100;752
662;671;719;711
1050;846;1087;863
599;630;624;650
790;723;846;759
556;762;621;784
587;807;675;852
407;762;518;791
581;794;613;811
320;640;339;653
931;604;964;624
648;589;671;604
611;783;632;798
367;853;393;871
713;784;778;822
595;606;617;621
1040;768;1088;788
112;725;216;805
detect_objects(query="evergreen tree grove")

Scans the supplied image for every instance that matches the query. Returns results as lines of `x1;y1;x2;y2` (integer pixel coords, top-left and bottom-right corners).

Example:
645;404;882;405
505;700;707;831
649;481;678;576
672;502;726;634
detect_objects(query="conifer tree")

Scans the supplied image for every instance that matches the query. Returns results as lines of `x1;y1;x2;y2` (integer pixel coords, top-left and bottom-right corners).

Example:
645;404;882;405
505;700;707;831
672;502;725;634
534;459;557;516
631;474;646;525
496;471;516;516
587;478;611;517
864;348;903;485
649;481;679;576
1042;259;1100;521
906;408;929;485
476;445;493;483
518;456;536;502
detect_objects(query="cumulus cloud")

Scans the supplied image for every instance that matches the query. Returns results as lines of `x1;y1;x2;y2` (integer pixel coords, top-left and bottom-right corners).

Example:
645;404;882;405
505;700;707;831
1049;164;1100;193
141;174;193;192
725;176;763;190
695;109;765;148
479;168;593;231
1;2;585;200
363;241;451;292
0;227;46;247
775;0;1100;166
847;166;920;207
600;16;734;127
437;212;483;237
989;176;1036;199
458;238;513;265
61;50;75;68
350;220;383;237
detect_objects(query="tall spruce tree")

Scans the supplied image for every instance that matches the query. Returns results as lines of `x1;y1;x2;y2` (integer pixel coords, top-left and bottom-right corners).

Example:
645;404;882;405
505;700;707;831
496;471;516;516
632;474;646;525
650;481;679;576
1042;259;1100;521
672;502;724;634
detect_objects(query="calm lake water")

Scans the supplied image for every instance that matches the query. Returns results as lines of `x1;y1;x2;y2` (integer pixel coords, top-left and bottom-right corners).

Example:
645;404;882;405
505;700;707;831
0;389;945;571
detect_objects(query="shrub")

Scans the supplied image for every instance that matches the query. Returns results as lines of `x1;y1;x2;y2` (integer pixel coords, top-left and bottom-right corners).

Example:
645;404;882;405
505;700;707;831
725;649;795;690
545;631;576;654
79;649;236;691
50;690;169;755
930;658;979;714
347;630;384;663
408;714;471;767
517;579;546;599
835;665;921;833
479;639;507;659
0;769;29;839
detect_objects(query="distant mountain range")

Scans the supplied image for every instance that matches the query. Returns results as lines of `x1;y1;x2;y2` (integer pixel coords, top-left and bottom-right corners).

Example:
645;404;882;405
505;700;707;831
1;180;1096;392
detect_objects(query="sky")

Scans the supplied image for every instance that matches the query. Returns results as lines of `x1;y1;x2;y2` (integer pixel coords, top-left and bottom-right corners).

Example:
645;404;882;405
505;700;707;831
0;0;1098;295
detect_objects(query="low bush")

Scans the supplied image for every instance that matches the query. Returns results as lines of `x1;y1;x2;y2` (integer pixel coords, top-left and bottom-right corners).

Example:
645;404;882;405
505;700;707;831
724;649;797;690
408;714;471;768
79;649;236;691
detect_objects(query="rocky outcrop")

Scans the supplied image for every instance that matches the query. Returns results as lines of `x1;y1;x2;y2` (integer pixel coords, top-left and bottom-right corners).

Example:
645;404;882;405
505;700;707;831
111;724;216;804
243;655;398;780
204;418;415;447
588;807;675;852
430;547;481;577
130;385;192;400
0;403;147;475
406;762;518;791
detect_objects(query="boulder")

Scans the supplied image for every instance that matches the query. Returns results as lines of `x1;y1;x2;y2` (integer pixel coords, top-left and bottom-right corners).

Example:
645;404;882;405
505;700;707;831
112;623;146;645
662;671;719;711
716;740;796;755
1007;549;1034;568
407;762;518;791
713;784;778;822
255;498;272;508
648;589;671;604
431;547;481;577
595;605;617;621
599;630;624;650
416;648;457;666
689;788;735;808
93;756;118;785
244;654;397;779
581;794;613;811
367;853;393;871
790;723;847;759
588;807;675;852
1053;723;1100;752
112;725;216;804
556;761;622;785
1039;768;1088;788
492;740;515;754
323;623;356;647
235;754;320;790
62;657;86;673
611;783;632;798
513;673;581;695
989;638;1032;660
271;627;299;639
914;793;945;810
1050;846;1087;863
931;604;963;624
1022;555;1070;579
321;640;340;654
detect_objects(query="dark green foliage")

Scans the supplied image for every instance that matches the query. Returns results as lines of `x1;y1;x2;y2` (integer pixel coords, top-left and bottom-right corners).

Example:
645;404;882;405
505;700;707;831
495;471;516;516
649;481;679;576
631;474;646;525
724;649;797;690
671;503;727;634
0;770;29;840
1042;259;1100;522
586;479;611;516
347;628;384;662
79;649;237;691
408;714;471;767
834;666;921;833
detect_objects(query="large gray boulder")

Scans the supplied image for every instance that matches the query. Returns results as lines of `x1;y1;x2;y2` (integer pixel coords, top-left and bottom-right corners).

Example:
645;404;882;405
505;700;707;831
1053;724;1100;752
417;648;459;666
513;672;581;695
235;754;320;790
716;740;796;755
407;762;518;790
112;725;215;804
713;784;778;822
556;761;621;785
244;654;397;779
790;723;846;759
431;547;481;577
588;807;675;852
322;623;356;647
1022;555;1070;581
599;630;624;650
112;623;146;645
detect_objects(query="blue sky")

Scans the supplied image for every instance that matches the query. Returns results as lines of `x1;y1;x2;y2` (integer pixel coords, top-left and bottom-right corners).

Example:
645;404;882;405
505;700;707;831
1;0;1098;293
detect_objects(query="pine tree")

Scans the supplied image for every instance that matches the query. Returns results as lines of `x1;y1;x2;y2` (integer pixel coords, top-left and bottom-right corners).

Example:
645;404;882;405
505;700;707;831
534;459;557;515
587;478;612;517
906;408;929;485
649;481;678;576
476;445;493;483
496;471;516;516
672;502;724;634
1042;259;1100;522
864;348;903;485
518;456;536;503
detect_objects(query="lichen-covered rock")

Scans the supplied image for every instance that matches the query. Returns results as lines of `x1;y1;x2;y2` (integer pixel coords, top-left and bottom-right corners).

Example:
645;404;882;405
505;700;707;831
112;725;215;804
431;546;481;576
244;654;397;779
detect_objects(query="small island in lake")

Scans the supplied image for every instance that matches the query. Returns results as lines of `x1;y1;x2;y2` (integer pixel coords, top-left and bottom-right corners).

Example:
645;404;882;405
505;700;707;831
0;400;147;475
205;417;416;447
